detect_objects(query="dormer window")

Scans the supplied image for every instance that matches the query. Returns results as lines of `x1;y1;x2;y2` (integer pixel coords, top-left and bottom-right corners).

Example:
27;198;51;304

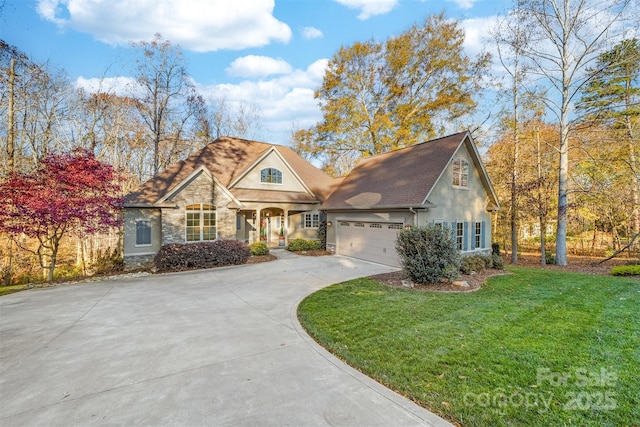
452;158;469;188
260;168;282;184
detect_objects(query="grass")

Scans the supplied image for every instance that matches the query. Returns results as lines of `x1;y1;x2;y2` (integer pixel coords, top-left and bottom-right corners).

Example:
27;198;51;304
298;268;639;426
0;284;28;296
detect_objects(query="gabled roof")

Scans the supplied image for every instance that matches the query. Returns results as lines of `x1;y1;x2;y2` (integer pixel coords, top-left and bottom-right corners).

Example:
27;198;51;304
124;136;334;206
322;131;500;210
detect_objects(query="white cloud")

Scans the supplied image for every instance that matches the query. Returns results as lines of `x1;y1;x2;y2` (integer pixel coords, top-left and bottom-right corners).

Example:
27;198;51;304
460;16;499;59
449;0;477;9
199;59;329;142
301;26;323;39
335;0;398;20
75;76;137;96
37;0;292;52
226;56;293;78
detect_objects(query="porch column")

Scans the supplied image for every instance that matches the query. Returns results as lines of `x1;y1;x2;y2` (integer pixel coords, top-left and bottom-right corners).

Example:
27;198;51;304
283;209;289;245
255;208;261;243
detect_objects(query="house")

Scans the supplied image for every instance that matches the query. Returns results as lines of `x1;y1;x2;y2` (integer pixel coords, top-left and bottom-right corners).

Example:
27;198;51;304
123;136;336;269
123;131;500;269
322;131;500;267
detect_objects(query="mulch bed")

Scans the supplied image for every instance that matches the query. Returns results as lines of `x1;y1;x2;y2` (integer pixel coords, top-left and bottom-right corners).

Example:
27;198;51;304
369;254;638;293
513;252;637;275
289;250;333;256
246;254;278;264
369;269;510;293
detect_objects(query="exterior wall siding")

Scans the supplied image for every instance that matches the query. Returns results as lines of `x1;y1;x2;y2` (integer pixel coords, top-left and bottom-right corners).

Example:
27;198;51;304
123;208;162;270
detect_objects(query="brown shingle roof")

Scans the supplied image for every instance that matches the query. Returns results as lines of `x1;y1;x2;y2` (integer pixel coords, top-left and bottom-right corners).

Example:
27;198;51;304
322;132;469;210
124;136;334;205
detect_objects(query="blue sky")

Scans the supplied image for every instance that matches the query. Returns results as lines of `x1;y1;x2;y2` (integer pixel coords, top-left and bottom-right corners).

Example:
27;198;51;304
1;0;512;143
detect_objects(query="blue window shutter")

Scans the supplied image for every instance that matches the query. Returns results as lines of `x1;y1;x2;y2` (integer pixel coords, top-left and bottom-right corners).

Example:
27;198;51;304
301;214;305;228
481;221;486;248
463;222;469;251
319;212;324;221
451;221;456;241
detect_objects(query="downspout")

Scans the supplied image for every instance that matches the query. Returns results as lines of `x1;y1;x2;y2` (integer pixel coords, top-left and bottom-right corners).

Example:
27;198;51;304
409;207;417;227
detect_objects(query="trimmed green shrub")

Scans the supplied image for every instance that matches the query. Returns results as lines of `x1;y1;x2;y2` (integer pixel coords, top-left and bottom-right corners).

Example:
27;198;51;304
460;255;501;274
611;264;640;276
288;238;322;252
154;240;250;272
249;241;269;256
396;225;461;284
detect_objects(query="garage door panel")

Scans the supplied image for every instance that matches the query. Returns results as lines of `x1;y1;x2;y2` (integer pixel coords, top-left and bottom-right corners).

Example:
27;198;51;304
337;221;402;267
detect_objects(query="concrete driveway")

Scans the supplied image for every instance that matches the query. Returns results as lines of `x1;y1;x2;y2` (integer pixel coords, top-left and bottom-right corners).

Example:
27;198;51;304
0;250;452;427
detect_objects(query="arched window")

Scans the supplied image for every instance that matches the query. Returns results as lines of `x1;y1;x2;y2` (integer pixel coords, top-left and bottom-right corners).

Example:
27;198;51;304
452;158;469;187
186;204;216;242
260;168;282;184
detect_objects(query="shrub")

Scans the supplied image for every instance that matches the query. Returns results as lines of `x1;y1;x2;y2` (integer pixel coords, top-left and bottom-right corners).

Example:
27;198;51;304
91;248;124;275
491;253;505;270
611;264;640;276
288;238;321;252
154;240;250;272
460;256;484;274
545;251;556;265
492;242;501;256
249;241;270;256
460;255;500;274
317;221;327;250
396;225;461;284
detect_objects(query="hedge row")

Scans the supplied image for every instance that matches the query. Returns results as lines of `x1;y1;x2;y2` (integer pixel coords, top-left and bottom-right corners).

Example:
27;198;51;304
460;254;504;274
288;238;322;251
154;240;250;272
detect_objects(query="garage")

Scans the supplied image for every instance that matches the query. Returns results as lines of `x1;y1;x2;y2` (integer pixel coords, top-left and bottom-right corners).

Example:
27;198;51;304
337;221;403;267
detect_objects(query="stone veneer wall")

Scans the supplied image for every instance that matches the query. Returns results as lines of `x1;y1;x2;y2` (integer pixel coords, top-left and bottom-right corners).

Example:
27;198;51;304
161;171;236;244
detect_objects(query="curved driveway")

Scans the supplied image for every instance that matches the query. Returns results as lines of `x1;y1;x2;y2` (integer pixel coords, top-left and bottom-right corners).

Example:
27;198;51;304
0;250;451;426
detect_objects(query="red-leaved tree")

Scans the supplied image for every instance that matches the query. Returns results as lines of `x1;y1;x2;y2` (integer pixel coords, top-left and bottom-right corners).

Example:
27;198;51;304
0;149;122;281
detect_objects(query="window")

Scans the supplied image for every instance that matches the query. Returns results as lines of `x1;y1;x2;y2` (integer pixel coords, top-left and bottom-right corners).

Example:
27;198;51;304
433;220;444;229
135;220;151;246
388;224;403;230
369;223;382;228
340;222;350;226
475;222;482;249
303;213;320;228
453;158;469;187
354;222;365;227
186;204;216;242
260;168;282;184
456;222;464;251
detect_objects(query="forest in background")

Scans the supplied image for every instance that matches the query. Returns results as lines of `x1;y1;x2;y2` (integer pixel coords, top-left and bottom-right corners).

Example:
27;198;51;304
1;0;638;285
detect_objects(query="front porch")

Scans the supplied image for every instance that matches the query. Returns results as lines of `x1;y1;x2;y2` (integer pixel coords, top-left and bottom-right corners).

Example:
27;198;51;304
235;206;318;247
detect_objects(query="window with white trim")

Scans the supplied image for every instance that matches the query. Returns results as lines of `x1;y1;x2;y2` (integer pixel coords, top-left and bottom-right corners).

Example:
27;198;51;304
475;222;482;249
303;213;319;228
453;158;469;187
260;168;282;184
456;222;464;250
433;220;444;229
186;204;216;242
135;220;151;246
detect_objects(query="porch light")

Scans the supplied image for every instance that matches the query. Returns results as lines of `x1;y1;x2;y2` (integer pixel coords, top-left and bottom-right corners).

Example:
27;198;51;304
327;221;333;227
404;225;412;230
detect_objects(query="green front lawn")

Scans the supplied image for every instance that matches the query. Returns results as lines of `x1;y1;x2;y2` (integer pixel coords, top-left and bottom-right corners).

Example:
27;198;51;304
298;268;639;426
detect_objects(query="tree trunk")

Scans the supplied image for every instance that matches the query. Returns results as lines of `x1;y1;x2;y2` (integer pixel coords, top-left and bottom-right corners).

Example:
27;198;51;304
7;58;16;174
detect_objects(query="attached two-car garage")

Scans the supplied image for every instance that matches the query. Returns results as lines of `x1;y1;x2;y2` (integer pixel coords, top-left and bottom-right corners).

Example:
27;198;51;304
336;221;403;267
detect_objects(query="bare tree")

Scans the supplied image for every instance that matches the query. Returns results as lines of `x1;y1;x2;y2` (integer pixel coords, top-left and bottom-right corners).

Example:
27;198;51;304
517;0;633;265
130;33;201;176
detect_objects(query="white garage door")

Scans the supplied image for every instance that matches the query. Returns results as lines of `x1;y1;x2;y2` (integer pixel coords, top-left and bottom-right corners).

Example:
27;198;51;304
337;221;403;267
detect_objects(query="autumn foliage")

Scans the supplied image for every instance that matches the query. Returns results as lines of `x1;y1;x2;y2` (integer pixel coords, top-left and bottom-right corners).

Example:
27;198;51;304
0;149;122;281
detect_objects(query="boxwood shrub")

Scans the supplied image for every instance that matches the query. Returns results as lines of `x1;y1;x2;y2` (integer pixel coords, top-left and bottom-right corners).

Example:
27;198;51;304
249;241;270;256
288;238;321;252
610;264;640;276
396;225;461;284
154;240;250;272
